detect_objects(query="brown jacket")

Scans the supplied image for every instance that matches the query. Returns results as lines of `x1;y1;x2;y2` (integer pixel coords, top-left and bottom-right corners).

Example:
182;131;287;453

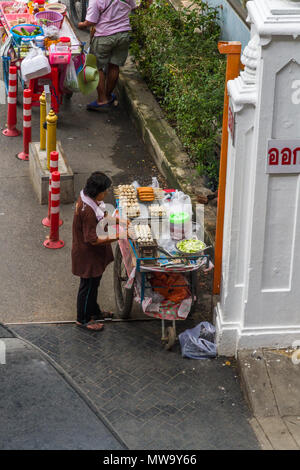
72;196;114;278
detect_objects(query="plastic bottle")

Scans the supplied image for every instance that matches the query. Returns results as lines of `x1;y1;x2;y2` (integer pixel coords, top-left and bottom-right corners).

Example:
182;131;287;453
151;176;159;188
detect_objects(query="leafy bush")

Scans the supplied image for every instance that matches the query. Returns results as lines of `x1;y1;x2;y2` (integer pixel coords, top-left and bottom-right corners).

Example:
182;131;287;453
130;0;226;189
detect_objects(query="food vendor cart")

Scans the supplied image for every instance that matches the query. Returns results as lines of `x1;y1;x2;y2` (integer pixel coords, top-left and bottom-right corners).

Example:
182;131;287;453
0;1;84;113
113;184;213;350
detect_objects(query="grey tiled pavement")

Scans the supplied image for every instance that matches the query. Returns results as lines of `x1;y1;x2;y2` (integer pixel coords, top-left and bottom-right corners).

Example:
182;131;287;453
13;321;260;450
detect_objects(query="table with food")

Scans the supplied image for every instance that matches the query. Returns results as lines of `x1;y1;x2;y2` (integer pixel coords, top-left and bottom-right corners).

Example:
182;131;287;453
0;0;84;112
113;182;213;350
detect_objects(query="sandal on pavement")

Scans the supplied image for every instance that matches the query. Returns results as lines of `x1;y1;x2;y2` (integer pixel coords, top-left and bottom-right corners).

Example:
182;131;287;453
76;321;104;331
86;97;114;110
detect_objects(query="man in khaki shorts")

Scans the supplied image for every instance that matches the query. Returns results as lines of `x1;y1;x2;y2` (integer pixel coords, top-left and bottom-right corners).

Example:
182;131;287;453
78;0;136;109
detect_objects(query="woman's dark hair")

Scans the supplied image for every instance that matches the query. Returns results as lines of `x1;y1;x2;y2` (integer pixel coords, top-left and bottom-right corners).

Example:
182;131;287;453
83;172;112;199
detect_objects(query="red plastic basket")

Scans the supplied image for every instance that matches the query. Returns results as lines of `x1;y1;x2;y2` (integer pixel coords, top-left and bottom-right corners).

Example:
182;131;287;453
35;10;63;29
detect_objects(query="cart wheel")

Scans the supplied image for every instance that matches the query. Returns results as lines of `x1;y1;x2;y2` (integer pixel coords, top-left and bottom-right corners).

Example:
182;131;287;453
190;271;199;315
113;243;134;319
164;326;176;351
70;0;87;25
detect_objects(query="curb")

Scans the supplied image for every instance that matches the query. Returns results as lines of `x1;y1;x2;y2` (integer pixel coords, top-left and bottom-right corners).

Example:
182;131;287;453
117;56;217;246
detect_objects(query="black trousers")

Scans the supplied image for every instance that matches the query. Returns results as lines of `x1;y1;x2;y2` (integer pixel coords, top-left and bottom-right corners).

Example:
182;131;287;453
77;276;102;324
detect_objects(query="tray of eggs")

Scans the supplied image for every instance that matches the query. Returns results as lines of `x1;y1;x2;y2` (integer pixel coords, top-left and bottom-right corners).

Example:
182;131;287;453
116;184;141;218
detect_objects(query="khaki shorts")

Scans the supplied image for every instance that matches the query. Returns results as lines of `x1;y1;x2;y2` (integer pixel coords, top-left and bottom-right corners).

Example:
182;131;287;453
90;31;130;69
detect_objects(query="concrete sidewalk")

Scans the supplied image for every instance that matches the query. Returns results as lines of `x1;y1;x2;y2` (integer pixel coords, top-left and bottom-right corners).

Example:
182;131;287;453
239;349;300;450
0;325;125;450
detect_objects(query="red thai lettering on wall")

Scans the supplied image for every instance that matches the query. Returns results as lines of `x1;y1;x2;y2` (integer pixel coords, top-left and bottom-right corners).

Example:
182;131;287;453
293;148;300;165
281;148;292;165
268;146;300;166
268;148;279;165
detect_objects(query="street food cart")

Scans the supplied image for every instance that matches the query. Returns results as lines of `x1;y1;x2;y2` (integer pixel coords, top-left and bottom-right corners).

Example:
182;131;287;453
0;1;84;113
113;184;212;350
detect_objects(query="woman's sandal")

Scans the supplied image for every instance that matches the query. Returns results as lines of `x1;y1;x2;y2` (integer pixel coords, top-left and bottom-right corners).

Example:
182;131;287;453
92;311;114;322
76;321;104;331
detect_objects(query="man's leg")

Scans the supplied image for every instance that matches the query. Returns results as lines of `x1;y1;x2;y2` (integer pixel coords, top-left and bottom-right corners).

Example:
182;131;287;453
97;69;111;105
106;63;119;99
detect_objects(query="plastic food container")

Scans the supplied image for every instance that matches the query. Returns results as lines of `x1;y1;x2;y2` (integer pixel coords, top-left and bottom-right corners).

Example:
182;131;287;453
10;23;44;45
35;35;45;48
35;10;63;29
1;1;28;15
48;44;71;64
44;2;67;16
4;13;35;27
169;212;191;240
59;36;71;47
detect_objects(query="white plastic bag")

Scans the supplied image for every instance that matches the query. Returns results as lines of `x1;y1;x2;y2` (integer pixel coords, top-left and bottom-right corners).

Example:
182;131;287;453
64;59;79;92
21;46;51;82
179;322;217;359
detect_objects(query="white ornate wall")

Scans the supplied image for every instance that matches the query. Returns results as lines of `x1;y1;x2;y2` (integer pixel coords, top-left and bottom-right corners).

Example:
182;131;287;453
215;0;300;355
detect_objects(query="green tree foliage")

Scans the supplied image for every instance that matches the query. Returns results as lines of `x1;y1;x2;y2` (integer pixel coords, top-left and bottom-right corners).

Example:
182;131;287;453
130;0;226;188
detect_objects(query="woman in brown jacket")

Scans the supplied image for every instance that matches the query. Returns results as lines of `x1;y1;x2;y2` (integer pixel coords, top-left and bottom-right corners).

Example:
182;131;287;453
72;171;121;331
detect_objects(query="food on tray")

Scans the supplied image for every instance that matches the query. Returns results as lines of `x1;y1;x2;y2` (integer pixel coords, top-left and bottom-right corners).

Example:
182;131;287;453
177;238;206;253
129;224;153;243
137;187;155;202
117;184;140;217
149;204;166;217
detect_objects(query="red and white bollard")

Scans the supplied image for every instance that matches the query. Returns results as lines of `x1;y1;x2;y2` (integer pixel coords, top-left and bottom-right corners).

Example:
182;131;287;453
17;89;32;161
3;65;20;137
42;151;63;227
43;171;64;249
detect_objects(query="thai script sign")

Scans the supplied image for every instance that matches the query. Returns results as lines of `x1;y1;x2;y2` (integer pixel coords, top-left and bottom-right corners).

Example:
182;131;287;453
266;140;300;173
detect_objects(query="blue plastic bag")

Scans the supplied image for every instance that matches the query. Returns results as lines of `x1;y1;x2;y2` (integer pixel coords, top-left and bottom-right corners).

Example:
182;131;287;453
179;322;217;359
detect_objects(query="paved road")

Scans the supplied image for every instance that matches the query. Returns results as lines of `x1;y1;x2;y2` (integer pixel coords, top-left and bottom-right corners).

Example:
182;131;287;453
0;325;125;450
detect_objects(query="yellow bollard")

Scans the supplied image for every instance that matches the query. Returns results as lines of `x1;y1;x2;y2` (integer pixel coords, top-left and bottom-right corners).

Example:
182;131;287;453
39;91;46;151
46;109;58;170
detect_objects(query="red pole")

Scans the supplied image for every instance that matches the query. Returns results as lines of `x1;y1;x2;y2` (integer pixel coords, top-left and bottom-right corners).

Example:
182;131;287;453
17;89;32;161
43;171;64;249
3;66;20;137
42;151;63;227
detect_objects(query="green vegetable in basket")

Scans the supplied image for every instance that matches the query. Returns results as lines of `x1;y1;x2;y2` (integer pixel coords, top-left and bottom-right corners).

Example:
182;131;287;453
30;29;40;36
177;239;206;253
20;27;29;36
13;29;23;36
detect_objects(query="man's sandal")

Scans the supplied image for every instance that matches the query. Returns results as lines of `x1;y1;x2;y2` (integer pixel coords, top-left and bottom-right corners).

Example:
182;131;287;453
86;96;114;110
76;321;104;331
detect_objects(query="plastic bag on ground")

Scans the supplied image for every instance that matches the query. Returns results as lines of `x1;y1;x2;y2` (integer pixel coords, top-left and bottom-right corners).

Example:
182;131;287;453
179;321;217;359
